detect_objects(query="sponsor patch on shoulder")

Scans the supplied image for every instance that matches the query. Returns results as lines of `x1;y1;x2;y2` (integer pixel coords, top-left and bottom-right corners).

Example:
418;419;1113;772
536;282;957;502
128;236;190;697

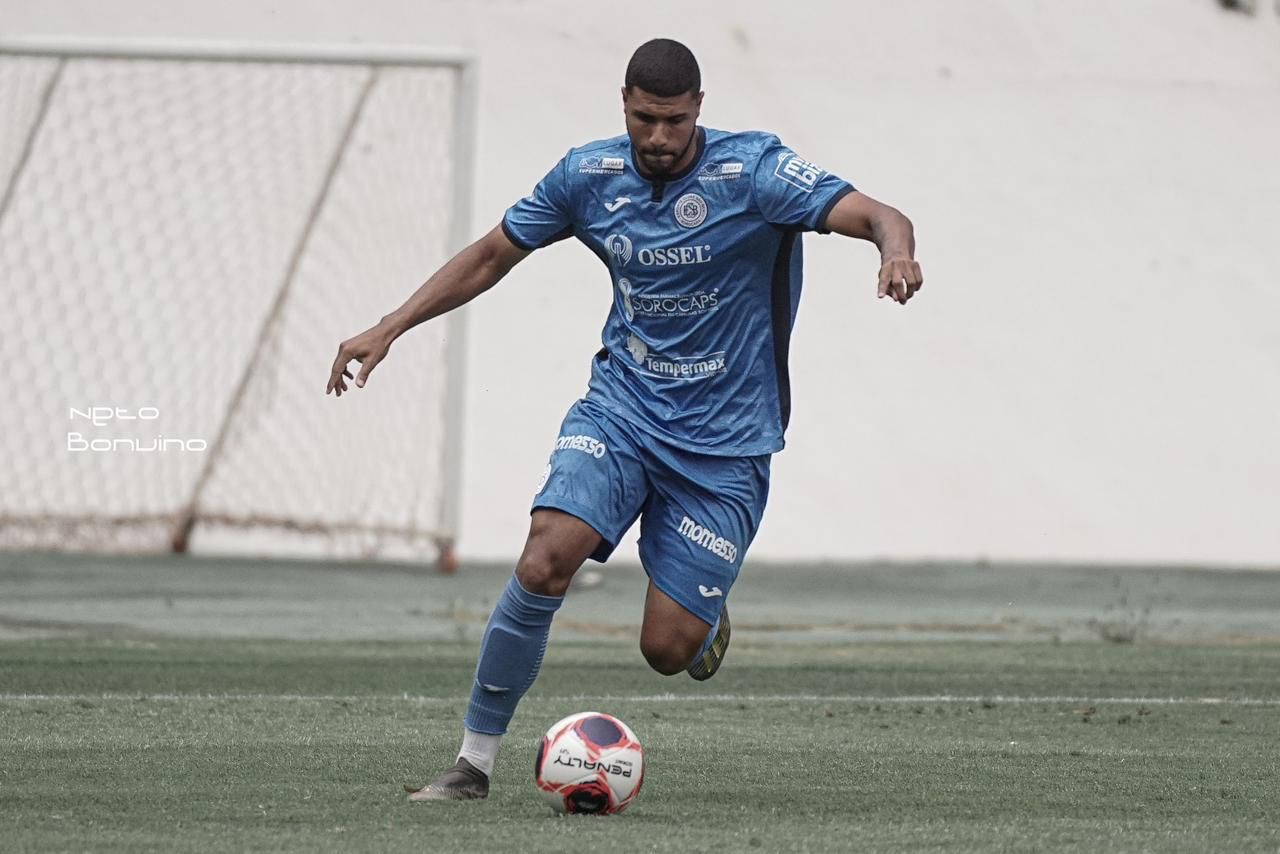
774;153;825;192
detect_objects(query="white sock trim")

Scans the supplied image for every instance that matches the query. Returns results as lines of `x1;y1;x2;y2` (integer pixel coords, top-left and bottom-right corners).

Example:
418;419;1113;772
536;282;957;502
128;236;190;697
458;728;502;777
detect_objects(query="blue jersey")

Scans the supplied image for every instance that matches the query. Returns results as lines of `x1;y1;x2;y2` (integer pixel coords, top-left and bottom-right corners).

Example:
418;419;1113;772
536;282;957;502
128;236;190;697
502;127;854;456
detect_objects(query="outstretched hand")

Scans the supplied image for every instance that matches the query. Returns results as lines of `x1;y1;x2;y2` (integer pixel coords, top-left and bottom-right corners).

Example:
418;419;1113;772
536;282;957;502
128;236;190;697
327;322;396;396
877;256;924;305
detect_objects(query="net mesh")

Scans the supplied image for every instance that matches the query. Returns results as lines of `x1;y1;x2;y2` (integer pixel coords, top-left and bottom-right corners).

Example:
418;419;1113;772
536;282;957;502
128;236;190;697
0;51;462;561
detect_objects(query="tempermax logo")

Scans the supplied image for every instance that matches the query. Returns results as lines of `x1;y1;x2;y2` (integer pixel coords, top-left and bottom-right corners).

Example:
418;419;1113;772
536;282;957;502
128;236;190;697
626;333;648;364
625;335;727;380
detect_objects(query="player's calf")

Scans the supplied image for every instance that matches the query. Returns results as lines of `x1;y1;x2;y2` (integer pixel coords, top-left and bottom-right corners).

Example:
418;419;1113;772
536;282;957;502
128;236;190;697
639;633;700;675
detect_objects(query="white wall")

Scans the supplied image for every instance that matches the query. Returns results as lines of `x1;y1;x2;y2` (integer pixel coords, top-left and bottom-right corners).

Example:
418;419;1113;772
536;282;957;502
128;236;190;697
8;0;1279;566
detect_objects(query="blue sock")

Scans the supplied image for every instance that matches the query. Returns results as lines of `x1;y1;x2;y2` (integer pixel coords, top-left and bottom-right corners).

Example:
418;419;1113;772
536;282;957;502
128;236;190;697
463;574;563;735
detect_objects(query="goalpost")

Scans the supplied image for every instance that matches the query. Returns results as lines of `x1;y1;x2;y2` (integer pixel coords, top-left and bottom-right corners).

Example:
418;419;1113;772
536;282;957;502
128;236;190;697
0;39;477;569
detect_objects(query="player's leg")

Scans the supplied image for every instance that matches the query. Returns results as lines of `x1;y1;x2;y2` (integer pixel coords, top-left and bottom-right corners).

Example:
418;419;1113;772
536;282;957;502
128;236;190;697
635;448;769;680
638;580;720;675
407;510;598;802
408;399;648;802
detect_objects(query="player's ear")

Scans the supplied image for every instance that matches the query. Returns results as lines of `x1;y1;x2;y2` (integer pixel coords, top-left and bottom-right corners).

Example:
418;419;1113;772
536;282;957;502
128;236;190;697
694;90;704;114
621;86;629;108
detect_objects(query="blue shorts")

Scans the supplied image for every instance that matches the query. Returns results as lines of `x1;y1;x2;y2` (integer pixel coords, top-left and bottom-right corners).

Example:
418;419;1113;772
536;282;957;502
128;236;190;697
531;397;770;626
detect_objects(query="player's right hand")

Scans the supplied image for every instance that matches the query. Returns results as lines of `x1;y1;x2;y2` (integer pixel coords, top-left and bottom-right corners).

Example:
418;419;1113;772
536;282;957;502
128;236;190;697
327;323;395;396
877;256;924;305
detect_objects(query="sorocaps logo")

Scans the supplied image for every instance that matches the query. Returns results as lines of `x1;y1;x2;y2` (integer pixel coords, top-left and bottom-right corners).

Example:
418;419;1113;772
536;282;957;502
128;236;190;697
605;233;633;266
618;278;635;321
673;193;708;228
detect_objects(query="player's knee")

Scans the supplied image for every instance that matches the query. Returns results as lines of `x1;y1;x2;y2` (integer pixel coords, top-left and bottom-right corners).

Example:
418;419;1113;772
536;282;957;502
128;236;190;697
515;542;578;597
640;636;696;676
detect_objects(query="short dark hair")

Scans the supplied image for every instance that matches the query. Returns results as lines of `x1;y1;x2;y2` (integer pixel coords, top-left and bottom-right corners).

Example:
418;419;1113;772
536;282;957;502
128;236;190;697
624;38;700;97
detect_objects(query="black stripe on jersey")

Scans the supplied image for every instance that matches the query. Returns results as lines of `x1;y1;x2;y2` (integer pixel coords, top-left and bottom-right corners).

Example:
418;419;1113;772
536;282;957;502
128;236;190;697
768;228;801;432
501;216;573;251
500;217;536;251
815;184;856;234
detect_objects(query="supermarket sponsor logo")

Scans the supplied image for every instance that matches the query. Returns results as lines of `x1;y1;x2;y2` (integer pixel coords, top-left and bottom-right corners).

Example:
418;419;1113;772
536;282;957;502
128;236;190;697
698;162;743;182
579;155;625;174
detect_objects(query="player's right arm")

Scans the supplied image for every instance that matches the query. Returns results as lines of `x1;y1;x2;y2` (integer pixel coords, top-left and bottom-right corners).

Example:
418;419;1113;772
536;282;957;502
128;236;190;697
326;225;529;396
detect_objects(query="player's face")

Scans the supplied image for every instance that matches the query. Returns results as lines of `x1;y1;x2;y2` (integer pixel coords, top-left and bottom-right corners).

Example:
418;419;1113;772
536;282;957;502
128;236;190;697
622;87;703;178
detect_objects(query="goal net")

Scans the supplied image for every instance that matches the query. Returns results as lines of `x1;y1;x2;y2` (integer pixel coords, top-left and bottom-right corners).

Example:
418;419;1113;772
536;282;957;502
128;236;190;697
0;41;474;567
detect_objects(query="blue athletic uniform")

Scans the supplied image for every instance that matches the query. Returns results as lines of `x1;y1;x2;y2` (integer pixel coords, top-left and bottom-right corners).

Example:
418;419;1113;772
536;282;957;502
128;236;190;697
504;127;853;625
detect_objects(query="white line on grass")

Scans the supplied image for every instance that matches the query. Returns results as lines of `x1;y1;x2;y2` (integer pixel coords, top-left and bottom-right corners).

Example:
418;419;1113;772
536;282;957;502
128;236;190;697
2;693;1279;705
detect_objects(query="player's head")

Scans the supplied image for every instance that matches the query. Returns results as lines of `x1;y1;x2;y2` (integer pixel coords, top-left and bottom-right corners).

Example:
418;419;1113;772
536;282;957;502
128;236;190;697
622;38;703;178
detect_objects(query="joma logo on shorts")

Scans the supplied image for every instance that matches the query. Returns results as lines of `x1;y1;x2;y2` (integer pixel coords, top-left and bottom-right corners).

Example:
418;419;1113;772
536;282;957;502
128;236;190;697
555;434;607;459
678;516;738;563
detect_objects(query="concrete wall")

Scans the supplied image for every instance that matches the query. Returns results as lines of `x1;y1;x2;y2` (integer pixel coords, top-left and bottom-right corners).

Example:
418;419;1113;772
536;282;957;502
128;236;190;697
7;0;1279;566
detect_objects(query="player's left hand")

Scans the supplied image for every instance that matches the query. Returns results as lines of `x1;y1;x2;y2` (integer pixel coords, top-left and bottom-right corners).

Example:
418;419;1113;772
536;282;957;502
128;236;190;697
877;257;924;305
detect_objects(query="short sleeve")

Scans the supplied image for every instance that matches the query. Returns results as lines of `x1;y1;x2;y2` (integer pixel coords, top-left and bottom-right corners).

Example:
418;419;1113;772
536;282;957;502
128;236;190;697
502;153;576;250
753;142;855;233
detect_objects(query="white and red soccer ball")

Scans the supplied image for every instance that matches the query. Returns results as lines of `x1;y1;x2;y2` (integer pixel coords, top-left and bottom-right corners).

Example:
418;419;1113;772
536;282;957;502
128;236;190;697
534;712;644;815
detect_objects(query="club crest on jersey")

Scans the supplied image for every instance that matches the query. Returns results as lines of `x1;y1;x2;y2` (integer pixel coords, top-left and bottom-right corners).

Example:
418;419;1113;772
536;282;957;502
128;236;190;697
605;233;633;266
673;193;708;228
579;155;625;174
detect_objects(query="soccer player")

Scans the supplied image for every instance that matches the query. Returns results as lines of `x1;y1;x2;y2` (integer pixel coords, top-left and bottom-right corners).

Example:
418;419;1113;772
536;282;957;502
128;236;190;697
327;38;922;801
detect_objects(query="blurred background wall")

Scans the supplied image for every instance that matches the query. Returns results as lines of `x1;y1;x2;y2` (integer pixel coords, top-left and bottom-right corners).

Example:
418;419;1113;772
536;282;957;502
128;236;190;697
6;0;1278;566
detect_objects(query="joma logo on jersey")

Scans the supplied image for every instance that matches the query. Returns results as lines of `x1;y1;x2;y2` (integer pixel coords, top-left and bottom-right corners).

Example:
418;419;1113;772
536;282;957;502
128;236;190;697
678;515;738;563
774;153;825;193
554;434;607;459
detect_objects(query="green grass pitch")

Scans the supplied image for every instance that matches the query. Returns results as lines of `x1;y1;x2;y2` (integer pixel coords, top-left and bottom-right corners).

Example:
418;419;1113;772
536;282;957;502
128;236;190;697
3;638;1278;852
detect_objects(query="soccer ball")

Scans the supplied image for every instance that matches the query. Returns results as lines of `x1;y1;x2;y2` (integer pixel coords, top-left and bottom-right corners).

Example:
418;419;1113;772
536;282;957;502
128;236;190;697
534;711;644;815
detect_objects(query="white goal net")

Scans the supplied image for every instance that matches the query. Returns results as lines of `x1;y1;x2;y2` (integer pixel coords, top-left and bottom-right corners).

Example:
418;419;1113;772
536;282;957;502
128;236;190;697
0;41;474;567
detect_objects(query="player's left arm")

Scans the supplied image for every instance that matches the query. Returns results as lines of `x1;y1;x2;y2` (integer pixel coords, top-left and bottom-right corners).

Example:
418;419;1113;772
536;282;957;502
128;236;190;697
822;192;923;305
